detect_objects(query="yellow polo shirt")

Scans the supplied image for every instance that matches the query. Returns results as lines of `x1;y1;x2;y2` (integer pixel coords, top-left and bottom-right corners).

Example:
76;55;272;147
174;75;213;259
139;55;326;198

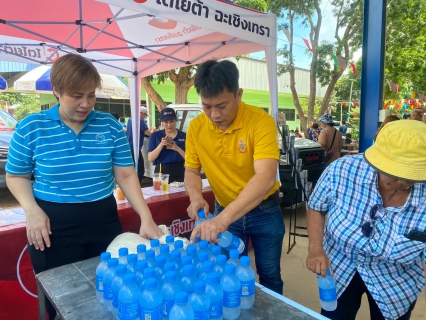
185;101;279;207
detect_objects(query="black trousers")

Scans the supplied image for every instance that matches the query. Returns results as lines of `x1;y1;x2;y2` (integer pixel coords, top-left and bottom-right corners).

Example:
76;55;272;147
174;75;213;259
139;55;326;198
154;162;185;182
29;195;123;319
131;148;145;182
321;271;416;320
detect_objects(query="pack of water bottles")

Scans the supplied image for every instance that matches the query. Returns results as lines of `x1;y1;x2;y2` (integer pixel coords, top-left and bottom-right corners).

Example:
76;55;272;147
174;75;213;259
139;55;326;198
95;236;256;320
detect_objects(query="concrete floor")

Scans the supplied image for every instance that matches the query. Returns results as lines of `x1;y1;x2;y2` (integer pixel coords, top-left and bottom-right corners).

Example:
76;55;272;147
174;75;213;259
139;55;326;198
247;206;426;320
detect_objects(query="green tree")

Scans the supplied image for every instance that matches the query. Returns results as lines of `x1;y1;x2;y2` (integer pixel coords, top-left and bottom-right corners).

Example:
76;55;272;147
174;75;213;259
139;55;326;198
0;93;40;120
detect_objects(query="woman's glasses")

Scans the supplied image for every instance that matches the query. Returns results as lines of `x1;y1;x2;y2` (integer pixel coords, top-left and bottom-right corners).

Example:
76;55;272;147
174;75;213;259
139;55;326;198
361;204;386;238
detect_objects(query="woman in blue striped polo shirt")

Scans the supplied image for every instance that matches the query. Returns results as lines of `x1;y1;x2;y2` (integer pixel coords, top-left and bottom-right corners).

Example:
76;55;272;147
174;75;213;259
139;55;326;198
5;54;163;319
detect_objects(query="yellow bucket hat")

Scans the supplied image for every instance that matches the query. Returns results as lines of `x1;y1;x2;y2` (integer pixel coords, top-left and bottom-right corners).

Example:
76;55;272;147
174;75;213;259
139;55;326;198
364;120;426;182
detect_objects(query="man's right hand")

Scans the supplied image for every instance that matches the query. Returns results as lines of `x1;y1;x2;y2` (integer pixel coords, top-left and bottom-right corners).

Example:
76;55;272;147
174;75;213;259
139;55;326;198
306;247;332;277
26;206;51;251
187;197;209;220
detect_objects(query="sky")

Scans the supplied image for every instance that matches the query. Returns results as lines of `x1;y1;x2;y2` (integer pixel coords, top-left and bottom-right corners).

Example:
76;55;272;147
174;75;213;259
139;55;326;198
250;1;362;70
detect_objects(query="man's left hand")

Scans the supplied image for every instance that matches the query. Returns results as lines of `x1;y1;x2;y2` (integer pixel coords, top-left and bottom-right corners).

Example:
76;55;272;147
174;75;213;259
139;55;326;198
190;215;229;243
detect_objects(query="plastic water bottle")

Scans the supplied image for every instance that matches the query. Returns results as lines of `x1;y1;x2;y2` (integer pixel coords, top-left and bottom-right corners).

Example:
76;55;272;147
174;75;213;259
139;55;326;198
96;252;111;304
220;264;241;320
137;244;146;261
180;256;192;277
169;291;194;320
206;272;224;320
317;268;337;311
189;281;211;320
140;267;155;292
111;264;127;319
180;264;197;295
210;246;221;264
135;260;148;289
164;262;177;273
161;271;182;319
166;235;175;248
104;258;119;312
160;244;172;262
186;245;199;265
127;254;137;273
118;273;141;320
151;239;161;256
140;278;163;320
155;255;167;286
118;248;129;265
195;251;209;277
236;256;255;309
213;255;227;280
171;249;182;272
226;250;240;268
146;249;157;268
198;261;214;282
218;232;245;254
194;209;207;247
175;240;186;256
199;240;211;259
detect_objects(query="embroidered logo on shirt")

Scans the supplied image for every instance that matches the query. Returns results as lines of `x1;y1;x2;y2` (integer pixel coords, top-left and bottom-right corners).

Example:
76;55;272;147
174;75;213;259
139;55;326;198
95;134;106;144
238;138;247;153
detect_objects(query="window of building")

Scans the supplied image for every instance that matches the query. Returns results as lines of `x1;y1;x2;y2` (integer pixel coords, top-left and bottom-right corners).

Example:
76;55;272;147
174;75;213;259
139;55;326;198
278;108;295;121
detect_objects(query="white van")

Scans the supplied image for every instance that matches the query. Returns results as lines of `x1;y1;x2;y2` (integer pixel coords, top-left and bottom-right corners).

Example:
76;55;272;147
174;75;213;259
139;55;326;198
142;104;203;178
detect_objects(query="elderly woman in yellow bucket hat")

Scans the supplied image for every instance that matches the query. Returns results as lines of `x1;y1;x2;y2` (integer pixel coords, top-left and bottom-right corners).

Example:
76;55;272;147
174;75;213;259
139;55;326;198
306;120;426;320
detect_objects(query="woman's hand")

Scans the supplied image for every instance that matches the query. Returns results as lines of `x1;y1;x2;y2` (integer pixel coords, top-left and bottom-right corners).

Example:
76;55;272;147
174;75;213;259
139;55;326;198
26;206;52;251
166;141;179;151
139;218;164;239
306;246;332;277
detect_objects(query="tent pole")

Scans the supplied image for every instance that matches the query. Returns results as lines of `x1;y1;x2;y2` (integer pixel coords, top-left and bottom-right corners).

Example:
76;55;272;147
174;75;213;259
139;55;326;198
128;76;141;177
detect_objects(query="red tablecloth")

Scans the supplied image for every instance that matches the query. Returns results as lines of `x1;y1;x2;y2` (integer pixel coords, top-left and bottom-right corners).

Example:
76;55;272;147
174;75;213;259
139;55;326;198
0;188;215;320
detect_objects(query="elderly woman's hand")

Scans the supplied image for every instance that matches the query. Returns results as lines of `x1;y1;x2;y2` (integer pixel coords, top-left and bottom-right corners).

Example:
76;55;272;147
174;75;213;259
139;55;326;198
306;246;333;277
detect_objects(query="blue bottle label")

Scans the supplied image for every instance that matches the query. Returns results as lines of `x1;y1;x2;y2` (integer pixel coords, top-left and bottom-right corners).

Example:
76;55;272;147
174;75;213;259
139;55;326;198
112;291;119;308
162;299;174;316
241;279;255;297
118;301;140;320
142;305;161;320
223;289;241;308
210;300;223;319
103;284;112;300
224;235;241;251
319;287;337;302
194;310;210;320
96;275;103;292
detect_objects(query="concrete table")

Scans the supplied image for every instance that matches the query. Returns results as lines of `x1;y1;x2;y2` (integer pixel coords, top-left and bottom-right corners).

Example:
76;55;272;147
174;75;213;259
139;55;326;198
36;257;328;320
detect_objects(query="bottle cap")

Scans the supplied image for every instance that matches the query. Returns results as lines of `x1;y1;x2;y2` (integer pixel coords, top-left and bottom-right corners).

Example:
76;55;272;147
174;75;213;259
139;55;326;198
123;273;135;285
211;246;221;255
174;240;183;249
202;261;214;272
186;244;196;255
194;280;206;293
128;254;137;263
198;251;208;261
197;208;205;219
100;252;111;261
229;249;239;259
155;255;166;265
116;264;127;275
118;248;128;256
175;291;188;304
181;256;192;266
164;262;176;272
182;264;194;276
240;256;250;267
199;240;209;249
166;235;175;244
137;260;147;271
225;264;236;275
150;239;160;247
145;278;157;290
143;267;155;278
171;249;181;260
108;258;118;268
137;244;146;253
160;244;170;253
206;272;219;284
145;250;155;259
216;254;227;265
326;268;331;276
165;271;177;282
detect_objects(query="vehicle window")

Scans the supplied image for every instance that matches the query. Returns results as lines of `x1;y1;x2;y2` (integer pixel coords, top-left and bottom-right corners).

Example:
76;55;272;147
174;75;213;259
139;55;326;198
176;110;202;132
0;110;17;132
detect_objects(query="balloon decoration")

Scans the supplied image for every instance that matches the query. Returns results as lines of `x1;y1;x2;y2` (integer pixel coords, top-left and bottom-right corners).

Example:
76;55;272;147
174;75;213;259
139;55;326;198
383;98;424;110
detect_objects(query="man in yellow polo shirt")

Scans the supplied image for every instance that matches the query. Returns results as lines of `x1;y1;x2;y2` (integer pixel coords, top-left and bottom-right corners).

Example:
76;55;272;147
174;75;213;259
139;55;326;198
185;59;285;294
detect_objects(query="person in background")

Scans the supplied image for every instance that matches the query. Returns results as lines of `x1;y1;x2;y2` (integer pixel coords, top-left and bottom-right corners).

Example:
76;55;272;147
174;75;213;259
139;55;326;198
310;123;321;142
318;114;343;166
294;127;303;138
5;54;163;320
373;115;399;142
306;120;426;320
126;106;156;182
185;59;284;294
403;113;410;120
423;112;426;124
290;129;296;137
409;109;423;121
119;117;127;132
339;120;348;135
147;108;186;182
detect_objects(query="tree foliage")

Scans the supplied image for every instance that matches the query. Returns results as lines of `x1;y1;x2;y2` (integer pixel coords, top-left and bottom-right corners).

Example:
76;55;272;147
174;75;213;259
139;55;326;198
0;93;40;120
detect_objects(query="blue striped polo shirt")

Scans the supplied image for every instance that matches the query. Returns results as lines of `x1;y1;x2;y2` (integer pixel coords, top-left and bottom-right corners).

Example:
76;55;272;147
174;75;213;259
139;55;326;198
6;104;133;203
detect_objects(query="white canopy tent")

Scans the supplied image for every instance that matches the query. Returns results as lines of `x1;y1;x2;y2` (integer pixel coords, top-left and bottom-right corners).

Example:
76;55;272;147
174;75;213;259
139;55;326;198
0;0;278;173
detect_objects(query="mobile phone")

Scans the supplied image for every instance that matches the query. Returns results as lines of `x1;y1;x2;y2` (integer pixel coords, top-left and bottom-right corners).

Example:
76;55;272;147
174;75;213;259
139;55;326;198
406;230;426;242
167;137;173;144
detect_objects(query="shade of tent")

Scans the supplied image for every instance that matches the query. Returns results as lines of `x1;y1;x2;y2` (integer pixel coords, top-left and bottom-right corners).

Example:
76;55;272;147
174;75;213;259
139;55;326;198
0;76;7;92
13;65;130;99
0;0;279;174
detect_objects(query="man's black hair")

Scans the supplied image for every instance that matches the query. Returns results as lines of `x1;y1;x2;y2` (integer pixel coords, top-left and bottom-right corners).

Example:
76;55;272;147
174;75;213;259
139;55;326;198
312;123;319;129
342;120;346;125
111;112;120;120
194;60;239;98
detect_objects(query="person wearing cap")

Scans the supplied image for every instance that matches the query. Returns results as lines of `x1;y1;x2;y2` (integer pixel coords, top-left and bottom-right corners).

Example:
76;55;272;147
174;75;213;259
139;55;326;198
147;108;186;182
318;114;343;166
126;106;156;182
306;120;426;319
